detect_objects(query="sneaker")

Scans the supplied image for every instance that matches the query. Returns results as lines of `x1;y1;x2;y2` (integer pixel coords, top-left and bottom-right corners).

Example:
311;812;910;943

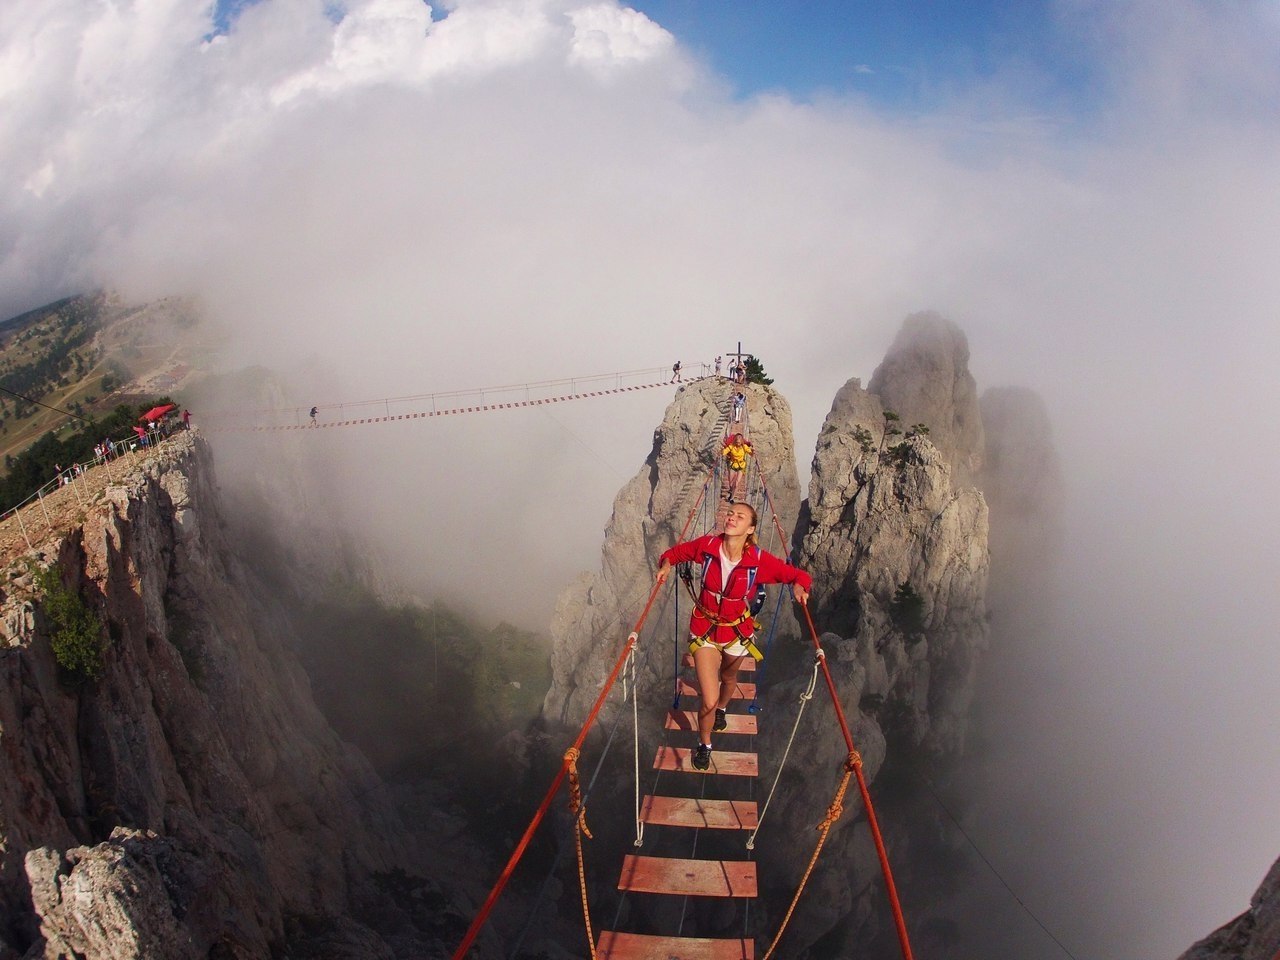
713;708;727;733
692;742;712;771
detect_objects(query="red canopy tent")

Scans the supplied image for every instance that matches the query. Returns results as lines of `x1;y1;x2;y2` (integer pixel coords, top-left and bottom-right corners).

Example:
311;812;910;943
140;403;177;422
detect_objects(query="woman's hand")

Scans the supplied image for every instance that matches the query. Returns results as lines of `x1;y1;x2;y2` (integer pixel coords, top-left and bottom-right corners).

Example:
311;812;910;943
655;561;672;586
793;584;809;605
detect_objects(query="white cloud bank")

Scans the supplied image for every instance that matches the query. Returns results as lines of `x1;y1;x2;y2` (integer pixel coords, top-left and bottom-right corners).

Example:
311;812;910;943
2;1;1280;956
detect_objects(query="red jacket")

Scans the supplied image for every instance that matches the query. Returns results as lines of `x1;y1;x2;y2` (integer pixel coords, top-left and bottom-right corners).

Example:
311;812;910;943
660;534;812;644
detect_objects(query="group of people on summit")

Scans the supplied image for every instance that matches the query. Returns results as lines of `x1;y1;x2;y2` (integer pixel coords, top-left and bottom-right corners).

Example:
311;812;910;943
670;355;751;385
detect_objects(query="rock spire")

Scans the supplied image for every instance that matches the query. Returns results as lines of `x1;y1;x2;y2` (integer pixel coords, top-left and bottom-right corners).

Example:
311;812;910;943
542;376;802;729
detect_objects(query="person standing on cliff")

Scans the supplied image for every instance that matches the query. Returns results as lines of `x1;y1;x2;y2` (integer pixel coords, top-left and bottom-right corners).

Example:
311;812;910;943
670;360;682;383
654;502;811;771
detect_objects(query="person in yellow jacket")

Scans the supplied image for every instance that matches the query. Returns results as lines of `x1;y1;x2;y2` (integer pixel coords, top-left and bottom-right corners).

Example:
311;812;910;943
721;432;753;501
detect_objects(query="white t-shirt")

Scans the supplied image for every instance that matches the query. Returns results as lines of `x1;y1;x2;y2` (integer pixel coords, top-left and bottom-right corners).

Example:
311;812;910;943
719;545;740;590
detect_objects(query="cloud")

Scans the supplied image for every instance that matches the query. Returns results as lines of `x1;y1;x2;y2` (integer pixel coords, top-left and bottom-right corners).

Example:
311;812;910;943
1;1;1279;956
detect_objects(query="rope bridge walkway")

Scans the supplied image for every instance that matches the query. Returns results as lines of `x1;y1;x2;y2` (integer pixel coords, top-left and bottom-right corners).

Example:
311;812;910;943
451;383;915;960
198;365;695;433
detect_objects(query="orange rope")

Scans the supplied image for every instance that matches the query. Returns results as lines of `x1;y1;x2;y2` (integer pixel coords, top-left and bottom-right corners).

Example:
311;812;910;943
565;746;593;839
800;602;914;960
451;622;655;957
452;466;716;958
676;468;714;541
566;747;598;959
758;471;914;960
755;472;795;562
761;751;861;959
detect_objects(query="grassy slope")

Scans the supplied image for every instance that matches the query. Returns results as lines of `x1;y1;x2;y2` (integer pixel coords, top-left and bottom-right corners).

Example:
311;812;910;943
0;294;200;472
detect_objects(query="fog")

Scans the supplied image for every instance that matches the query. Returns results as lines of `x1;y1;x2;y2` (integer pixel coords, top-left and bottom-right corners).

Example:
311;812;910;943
3;1;1279;956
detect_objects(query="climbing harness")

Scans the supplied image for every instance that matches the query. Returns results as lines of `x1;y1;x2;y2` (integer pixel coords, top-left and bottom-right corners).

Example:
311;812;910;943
675;554;766;659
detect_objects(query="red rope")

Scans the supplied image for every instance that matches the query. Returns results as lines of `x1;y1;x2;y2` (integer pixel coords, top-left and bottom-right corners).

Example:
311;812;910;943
204;380;671;433
452;622;655;957
676;470;713;541
756;474;795;562
452;466;714;958
798;601;914;960
756;470;914;960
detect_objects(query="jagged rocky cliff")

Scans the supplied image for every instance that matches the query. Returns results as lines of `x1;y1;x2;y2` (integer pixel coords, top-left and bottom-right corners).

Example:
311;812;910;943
537;314;1008;956
762;316;992;954
866;312;985;488
797;377;989;758
0;311;1098;959
1178;857;1280;960
0;433;481;959
543;377;803;729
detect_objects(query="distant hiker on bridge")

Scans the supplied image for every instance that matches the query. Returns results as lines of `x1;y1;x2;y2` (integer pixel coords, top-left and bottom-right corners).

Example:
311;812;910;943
670;360;682;383
309;406;318;425
654;502;811;771
731;390;745;423
721;431;752;501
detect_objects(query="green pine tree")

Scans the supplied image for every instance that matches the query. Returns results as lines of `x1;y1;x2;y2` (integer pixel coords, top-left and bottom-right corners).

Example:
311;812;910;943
743;355;773;385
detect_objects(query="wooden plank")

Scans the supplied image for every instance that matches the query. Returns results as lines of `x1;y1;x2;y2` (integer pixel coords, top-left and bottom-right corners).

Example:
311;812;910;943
683;654;755;672
653;746;758;777
677;679;755;700
666;710;757;735
640;795;758;830
617;855;757;898
597;931;754;959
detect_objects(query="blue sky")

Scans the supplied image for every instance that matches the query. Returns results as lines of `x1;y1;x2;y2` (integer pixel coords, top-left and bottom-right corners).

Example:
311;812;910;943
629;0;1095;110
210;0;1098;115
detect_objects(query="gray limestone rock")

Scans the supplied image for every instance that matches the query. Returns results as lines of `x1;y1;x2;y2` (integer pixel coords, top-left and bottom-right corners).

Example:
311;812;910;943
799;379;990;759
867;311;985;487
1178;856;1280;960
731;315;992;955
540;333;993;957
24;829;206;960
542;377;803;730
0;433;433;958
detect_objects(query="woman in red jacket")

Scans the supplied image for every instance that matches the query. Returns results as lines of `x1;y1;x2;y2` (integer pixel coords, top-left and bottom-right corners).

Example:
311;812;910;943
655;502;811;771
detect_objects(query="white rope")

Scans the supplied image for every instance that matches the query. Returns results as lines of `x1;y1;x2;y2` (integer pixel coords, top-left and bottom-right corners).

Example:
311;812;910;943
630;647;645;848
746;652;822;851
